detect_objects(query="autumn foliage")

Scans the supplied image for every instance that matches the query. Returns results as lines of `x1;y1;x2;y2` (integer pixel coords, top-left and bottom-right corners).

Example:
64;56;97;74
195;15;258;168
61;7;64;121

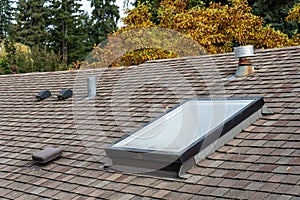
286;2;300;23
89;0;299;68
286;2;300;43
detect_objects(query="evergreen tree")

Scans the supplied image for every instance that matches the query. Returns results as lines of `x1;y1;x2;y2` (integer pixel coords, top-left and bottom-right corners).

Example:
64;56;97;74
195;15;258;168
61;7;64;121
14;0;50;47
249;0;299;37
0;0;15;39
48;0;91;64
90;0;120;45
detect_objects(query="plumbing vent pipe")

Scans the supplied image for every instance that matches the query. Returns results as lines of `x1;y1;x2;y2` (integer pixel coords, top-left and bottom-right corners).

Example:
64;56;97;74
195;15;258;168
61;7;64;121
234;45;255;77
32;147;62;164
87;76;96;98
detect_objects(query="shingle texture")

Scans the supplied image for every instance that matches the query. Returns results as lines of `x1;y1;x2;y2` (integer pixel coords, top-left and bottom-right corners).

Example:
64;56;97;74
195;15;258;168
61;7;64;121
0;46;299;199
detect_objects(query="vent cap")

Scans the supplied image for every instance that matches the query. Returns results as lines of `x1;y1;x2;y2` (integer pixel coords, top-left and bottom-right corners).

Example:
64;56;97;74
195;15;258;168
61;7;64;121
36;90;51;100
234;45;254;58
32;147;62;163
58;89;73;100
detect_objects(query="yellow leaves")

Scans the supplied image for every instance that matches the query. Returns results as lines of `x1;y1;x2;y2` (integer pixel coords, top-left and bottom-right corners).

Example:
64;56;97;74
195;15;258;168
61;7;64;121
286;2;300;23
159;0;188;14
0;42;31;59
253;25;296;49
285;2;300;45
291;32;300;44
92;0;300;68
119;48;178;66
122;4;154;27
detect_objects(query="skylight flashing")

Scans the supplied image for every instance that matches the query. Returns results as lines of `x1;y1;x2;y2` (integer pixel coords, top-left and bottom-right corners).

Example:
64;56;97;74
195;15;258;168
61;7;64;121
105;97;265;178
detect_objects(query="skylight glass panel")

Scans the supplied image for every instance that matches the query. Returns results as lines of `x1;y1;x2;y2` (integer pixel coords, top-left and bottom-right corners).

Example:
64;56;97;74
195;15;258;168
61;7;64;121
113;99;254;152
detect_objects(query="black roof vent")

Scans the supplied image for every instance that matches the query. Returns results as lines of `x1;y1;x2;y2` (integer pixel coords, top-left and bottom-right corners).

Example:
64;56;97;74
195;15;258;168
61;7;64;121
32;147;62;164
36;90;51;101
57;89;73;100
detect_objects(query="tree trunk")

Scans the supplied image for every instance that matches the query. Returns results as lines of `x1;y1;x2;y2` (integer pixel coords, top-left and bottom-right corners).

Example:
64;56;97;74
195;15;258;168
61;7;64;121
62;0;67;65
62;21;67;64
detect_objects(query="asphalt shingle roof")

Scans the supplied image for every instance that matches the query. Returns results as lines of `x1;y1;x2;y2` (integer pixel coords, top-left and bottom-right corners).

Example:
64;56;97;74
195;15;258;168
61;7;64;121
0;46;299;199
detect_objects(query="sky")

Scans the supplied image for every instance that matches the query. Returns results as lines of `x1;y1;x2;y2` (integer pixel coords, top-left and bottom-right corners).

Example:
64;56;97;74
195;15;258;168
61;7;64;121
81;0;134;27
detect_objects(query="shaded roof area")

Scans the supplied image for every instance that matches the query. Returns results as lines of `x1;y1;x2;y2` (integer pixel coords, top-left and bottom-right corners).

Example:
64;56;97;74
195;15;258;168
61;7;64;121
0;46;299;199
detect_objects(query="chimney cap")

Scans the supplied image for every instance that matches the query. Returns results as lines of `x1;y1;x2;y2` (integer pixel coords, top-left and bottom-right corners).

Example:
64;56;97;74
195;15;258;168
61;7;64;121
234;45;254;58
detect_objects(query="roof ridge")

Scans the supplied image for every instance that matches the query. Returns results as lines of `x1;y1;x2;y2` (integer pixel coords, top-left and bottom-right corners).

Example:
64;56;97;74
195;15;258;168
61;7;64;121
1;45;299;77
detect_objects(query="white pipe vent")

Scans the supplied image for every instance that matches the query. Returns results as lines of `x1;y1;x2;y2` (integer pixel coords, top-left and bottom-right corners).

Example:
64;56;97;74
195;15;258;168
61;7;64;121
234;45;255;77
87;76;96;98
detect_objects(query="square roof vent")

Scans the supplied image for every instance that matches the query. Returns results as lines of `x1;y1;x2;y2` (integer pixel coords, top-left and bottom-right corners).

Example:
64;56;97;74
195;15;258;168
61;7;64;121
105;97;264;178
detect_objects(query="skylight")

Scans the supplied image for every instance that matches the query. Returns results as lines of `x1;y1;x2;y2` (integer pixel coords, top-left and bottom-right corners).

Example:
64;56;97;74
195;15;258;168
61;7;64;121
105;97;264;178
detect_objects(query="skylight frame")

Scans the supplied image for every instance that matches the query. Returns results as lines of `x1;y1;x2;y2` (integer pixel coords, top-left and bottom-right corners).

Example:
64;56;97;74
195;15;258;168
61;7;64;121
105;97;264;176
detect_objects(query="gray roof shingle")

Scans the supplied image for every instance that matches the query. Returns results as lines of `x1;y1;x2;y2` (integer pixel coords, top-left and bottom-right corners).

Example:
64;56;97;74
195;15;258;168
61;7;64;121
0;46;299;199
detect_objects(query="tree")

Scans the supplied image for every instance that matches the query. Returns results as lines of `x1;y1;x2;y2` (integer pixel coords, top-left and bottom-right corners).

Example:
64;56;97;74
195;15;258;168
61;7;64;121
0;0;15;39
286;1;300;23
286;1;300;43
249;0;300;37
124;0;230;24
126;0;300;37
2;0;103;74
90;0;120;45
0;39;66;74
14;0;50;47
95;0;298;67
3;0;68;74
48;0;91;64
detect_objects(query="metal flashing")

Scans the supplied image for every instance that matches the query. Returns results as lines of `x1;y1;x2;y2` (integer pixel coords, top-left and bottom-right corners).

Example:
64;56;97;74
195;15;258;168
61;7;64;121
105;97;265;178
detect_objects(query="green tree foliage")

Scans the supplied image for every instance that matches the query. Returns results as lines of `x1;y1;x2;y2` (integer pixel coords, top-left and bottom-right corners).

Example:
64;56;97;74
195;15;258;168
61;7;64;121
1;40;33;74
0;40;67;74
0;0;15;39
0;0;121;74
14;0;50;47
90;0;120;45
248;0;300;37
30;45;67;72
48;0;91;64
